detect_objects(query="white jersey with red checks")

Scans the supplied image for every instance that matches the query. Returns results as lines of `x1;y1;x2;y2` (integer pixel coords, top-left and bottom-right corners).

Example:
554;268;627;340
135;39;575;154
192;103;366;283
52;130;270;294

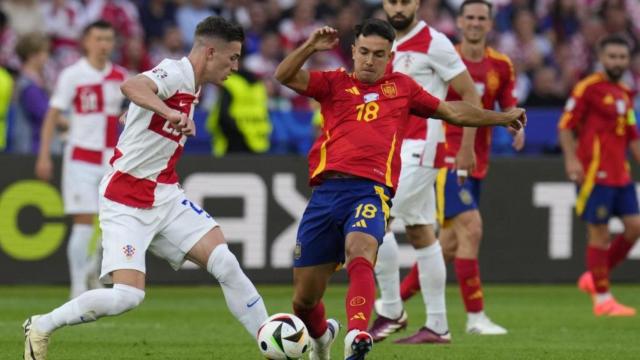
49;58;127;165
391;21;466;167
102;57;198;209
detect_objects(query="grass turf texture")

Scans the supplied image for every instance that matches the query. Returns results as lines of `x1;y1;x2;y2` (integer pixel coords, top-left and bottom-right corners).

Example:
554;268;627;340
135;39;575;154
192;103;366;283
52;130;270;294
3;284;638;359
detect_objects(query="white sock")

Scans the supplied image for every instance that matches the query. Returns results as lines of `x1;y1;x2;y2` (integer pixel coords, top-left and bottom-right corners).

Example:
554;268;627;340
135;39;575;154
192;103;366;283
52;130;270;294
207;243;268;337
67;224;94;298
416;241;448;334
34;284;145;334
595;292;613;304
374;232;403;319
467;311;485;323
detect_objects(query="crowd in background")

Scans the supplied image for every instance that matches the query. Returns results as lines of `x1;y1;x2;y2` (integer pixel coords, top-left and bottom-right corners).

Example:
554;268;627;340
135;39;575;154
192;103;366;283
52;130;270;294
0;0;639;155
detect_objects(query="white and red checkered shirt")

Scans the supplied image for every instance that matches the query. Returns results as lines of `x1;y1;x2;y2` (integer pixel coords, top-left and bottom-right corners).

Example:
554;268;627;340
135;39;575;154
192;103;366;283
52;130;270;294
102;57;198;208
50;57;128;165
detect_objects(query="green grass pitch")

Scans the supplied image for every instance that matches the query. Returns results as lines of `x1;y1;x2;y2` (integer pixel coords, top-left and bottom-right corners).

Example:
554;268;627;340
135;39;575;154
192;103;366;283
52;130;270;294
3;284;639;359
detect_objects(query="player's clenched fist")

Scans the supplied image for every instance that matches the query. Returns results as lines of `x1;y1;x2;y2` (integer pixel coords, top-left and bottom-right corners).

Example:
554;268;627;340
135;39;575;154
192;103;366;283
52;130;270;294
502;108;527;131
305;26;339;51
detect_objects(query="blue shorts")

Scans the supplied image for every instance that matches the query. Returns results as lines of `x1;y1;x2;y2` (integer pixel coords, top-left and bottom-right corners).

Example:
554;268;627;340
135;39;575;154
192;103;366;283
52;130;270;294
435;169;482;225
576;183;639;224
294;179;391;267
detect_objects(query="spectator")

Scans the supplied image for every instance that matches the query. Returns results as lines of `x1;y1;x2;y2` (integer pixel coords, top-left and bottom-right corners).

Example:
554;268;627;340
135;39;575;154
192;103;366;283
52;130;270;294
118;35;153;73
278;0;321;51
417;0;457;39
600;0;639;51
207;69;271;157
243;2;270;55
541;0;582;44
1;0;45;36
244;32;281;80
494;0;534;33
499;9;553;75
84;0;142;40
567;16;606;79
0;9;19;72
13;33;51;154
524;66;568;107
138;0;178;45
41;0;85;72
0;65;12;151
149;24;187;66
176;0;215;47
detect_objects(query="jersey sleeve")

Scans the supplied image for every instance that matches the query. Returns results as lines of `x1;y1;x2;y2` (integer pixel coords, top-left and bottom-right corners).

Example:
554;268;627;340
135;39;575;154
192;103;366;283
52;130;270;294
558;85;589;131
626;109;639;142
142;59;183;100
408;77;441;118
300;70;335;102
497;58;518;109
49;68;75;111
427;31;467;82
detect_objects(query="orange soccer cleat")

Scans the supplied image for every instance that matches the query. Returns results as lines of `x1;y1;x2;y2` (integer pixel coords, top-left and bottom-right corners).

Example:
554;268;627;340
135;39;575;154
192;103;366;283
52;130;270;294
593;298;637;317
577;271;596;294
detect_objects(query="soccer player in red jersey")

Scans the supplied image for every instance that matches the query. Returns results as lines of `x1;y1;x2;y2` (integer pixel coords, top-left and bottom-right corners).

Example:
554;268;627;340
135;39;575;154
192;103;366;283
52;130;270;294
275;19;526;359
396;0;524;337
559;34;640;317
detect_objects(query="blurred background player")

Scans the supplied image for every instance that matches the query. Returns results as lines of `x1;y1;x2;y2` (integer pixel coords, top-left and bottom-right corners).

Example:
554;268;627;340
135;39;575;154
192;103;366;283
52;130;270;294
23;16;268;360
558;34;640;317
370;0;482;344
398;0;524;335
275;19;525;360
34;20;127;299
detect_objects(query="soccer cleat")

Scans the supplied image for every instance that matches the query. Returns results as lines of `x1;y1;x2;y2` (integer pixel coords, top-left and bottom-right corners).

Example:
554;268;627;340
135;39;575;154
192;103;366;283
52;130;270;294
344;329;373;360
466;314;508;335
394;327;451;344
577;271;596;294
593;298;636;317
368;309;408;342
23;315;50;360
309;319;339;360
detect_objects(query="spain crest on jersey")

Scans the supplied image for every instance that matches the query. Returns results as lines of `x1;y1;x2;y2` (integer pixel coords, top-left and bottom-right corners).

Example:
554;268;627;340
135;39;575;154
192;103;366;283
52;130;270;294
381;82;397;98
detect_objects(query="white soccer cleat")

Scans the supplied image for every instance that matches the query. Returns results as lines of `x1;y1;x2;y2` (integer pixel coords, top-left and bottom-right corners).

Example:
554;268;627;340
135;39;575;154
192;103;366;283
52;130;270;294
23;315;50;360
344;329;373;360
309;318;339;360
466;313;508;335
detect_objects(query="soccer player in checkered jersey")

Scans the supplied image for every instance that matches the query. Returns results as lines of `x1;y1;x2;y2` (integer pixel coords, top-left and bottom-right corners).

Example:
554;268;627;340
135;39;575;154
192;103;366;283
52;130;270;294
24;16;268;360
396;0;525;337
559;34;640;317
369;0;483;344
35;20;128;299
275;19;525;360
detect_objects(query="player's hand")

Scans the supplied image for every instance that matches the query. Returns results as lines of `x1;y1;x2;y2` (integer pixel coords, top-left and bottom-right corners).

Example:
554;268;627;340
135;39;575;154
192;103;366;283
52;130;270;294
35;156;53;182
181;118;196;137
510;128;525;151
565;158;584;183
167;110;188;132
306;26;339;52
455;147;476;185
502;108;527;130
118;112;127;125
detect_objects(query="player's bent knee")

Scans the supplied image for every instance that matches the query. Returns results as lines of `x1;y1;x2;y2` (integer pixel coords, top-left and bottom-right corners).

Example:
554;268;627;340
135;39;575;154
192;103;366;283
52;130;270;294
111;284;145;315
206;243;242;282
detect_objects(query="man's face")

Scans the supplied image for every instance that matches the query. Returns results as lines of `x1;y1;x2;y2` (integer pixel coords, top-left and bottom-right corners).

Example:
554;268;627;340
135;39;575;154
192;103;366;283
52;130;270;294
352;35;392;83
600;44;630;82
205;40;242;85
83;27;115;62
383;0;419;31
457;3;492;44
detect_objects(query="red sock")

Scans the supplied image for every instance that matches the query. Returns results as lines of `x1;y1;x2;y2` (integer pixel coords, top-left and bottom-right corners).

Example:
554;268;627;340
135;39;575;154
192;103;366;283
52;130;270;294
400;262;421;301
587;246;609;293
454;258;484;313
608;235;634;269
346;257;375;332
293;301;327;338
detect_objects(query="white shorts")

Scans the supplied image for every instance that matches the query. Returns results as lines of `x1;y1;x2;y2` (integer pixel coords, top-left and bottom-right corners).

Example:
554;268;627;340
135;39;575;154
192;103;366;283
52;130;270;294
98;193;218;283
62;158;106;214
390;140;438;226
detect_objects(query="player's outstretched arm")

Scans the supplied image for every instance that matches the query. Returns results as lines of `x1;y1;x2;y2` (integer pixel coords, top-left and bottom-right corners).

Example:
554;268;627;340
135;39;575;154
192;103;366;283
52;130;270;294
434;101;526;130
274;26;338;93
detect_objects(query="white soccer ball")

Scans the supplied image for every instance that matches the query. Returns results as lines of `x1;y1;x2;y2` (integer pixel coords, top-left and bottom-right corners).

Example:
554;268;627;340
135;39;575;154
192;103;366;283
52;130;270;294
257;313;310;360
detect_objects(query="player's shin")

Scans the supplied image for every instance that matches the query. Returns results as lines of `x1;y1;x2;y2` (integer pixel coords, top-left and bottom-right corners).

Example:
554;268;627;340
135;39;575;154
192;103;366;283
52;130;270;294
346;257;375;331
33;284;144;334
586;246;611;298
207;243;268;337
293;301;328;338
455;258;484;313
608;234;635;269
400;263;420;301
67;224;95;298
416;242;449;334
374;232;403;319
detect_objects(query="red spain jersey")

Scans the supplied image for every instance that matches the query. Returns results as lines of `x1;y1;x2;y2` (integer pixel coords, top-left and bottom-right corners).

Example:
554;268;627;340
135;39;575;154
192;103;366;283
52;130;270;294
434;47;517;179
558;72;639;186
301;70;441;192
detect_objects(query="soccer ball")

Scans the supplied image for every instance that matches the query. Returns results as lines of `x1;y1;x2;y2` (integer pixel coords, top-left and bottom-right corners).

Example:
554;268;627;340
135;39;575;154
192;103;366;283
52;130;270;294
257;313;310;360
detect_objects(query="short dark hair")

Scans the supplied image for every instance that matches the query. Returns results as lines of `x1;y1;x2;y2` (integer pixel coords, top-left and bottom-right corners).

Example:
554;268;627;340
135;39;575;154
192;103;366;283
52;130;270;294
599;34;630;52
459;0;493;16
195;16;244;43
82;20;114;37
354;19;395;43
